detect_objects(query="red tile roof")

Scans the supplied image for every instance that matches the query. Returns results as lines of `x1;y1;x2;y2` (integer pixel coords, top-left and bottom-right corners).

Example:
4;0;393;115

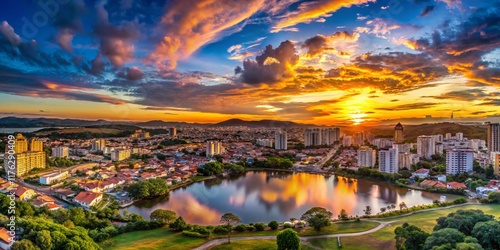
74;191;102;205
0;227;12;244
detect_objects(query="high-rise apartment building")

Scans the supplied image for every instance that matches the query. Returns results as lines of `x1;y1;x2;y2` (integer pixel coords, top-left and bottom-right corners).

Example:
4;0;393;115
169;127;177;137
492;152;500;176
111;149;131;161
343;136;352;147
14;134;28;153
4;134;46;176
357;146;376;167
417;135;435;159
353;132;364;146
275;131;288;150
321;128;336;146
446;149;473;175
487;122;500;152
131;129;150;138
456;132;464;141
379;148;399;173
256;139;273;147
305;128;322;146
445;133;452;141
206;141;223;156
333;127;341;142
91;139;106;151
52;146;69;158
30;138;43;152
394;123;404;143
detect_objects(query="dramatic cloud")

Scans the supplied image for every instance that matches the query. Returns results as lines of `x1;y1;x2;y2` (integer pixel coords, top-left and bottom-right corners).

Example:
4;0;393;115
0;21;21;46
419;5;435;17
0;67;125;105
407;3;500;86
324;52;449;92
235;40;299;85
301;31;359;57
376;102;438;111
117;66;143;80
148;0;266;68
271;0;375;33
52;0;86;52
94;0;139;67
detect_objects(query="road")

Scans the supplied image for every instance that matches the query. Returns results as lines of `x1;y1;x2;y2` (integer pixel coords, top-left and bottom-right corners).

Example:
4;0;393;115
313;145;339;168
192;220;396;250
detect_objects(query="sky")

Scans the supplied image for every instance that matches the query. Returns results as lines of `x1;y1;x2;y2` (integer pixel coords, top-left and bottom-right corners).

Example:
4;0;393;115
0;0;499;126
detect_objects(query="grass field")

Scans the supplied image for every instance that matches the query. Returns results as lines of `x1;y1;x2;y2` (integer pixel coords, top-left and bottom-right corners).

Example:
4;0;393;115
305;204;500;250
101;228;206;250
209;240;277;250
102;204;500;250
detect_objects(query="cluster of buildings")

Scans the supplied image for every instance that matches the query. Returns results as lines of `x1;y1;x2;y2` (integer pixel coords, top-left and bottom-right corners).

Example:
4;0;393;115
3;134;46;176
304;128;341;147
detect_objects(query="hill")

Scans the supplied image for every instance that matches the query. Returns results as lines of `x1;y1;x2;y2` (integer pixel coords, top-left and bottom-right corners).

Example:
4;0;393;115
213;118;317;128
369;122;487;142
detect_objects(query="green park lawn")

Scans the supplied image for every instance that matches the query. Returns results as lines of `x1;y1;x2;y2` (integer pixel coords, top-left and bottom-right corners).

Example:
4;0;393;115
102;204;500;250
209;240;277;250
100;228;206;250
305;204;500;250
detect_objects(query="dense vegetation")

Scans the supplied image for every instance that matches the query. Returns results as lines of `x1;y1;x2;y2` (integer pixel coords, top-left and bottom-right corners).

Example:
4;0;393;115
395;209;500;250
253;157;294;169
125;178;170;199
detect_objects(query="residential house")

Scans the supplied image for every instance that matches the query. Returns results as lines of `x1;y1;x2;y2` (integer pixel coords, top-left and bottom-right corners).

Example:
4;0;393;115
420;180;447;189
13;187;36;200
0;227;13;250
73;191;103;209
54;189;77;201
447;182;467;189
413;168;430;179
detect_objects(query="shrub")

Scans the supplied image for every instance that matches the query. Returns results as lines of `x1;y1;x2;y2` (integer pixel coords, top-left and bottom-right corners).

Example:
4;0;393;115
182;231;208;238
234;224;247;232
283;223;294;229
254;223;266;231
213;226;229;235
246;225;255;231
193;226;210;236
268;220;279;230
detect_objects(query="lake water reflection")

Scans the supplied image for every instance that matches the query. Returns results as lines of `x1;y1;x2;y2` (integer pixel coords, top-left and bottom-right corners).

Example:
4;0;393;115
122;171;461;225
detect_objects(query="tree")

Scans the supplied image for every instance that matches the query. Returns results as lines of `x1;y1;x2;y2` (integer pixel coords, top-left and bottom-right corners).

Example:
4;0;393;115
220;213;241;243
394;223;429;250
485;165;494;178
399;202;408;211
276;228;300;250
423;228;465;250
50;231;67;250
150;209;177;224
380;207;387;214
11;239;39;250
170;216;187;231
268;220;279;230
363;206;372;216
35;230;52;250
339;209;349;220
487;192;500;204
126;178;169;199
300;207;333;231
471;220;500;249
434;209;494;235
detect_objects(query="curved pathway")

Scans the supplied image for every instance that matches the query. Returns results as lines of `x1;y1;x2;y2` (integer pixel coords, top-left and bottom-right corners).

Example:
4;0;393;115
192;220;396;250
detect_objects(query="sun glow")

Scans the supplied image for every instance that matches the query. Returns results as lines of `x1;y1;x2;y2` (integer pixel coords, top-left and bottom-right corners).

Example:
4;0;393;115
350;112;367;125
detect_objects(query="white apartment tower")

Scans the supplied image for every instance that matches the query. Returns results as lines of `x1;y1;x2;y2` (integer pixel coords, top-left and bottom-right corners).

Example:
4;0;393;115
206;141;223;156
275;131;288;150
417;135;435;159
92;139;106;151
357;146;376;167
305;128;322;146
379;148;399;173
446;149;473;175
52;146;69;158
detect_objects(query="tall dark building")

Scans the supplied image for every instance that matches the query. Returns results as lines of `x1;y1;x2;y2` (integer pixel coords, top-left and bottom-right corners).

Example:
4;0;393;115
487;122;500;152
394;123;404;143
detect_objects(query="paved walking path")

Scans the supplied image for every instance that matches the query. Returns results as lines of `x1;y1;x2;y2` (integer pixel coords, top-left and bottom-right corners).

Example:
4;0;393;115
192;220;396;250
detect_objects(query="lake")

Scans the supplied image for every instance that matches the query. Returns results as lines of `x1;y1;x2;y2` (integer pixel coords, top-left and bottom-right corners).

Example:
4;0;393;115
121;171;461;225
0;127;48;133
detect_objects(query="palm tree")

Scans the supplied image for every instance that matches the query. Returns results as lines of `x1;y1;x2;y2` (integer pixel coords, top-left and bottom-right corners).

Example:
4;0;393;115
386;205;391;212
399;202;408;211
391;204;396;210
380;207;387;214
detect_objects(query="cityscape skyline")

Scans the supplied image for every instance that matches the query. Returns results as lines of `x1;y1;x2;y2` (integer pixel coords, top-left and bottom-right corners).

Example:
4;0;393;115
0;0;499;126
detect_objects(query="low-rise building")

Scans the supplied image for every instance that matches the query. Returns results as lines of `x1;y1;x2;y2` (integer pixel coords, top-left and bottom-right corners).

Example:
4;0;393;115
73;191;103;209
0;227;14;250
13;187;36;200
413;168;430;179
39;171;69;185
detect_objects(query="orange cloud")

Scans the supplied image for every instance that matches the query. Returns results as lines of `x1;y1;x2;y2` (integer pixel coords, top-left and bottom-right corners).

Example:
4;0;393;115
148;0;265;68
271;0;375;33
